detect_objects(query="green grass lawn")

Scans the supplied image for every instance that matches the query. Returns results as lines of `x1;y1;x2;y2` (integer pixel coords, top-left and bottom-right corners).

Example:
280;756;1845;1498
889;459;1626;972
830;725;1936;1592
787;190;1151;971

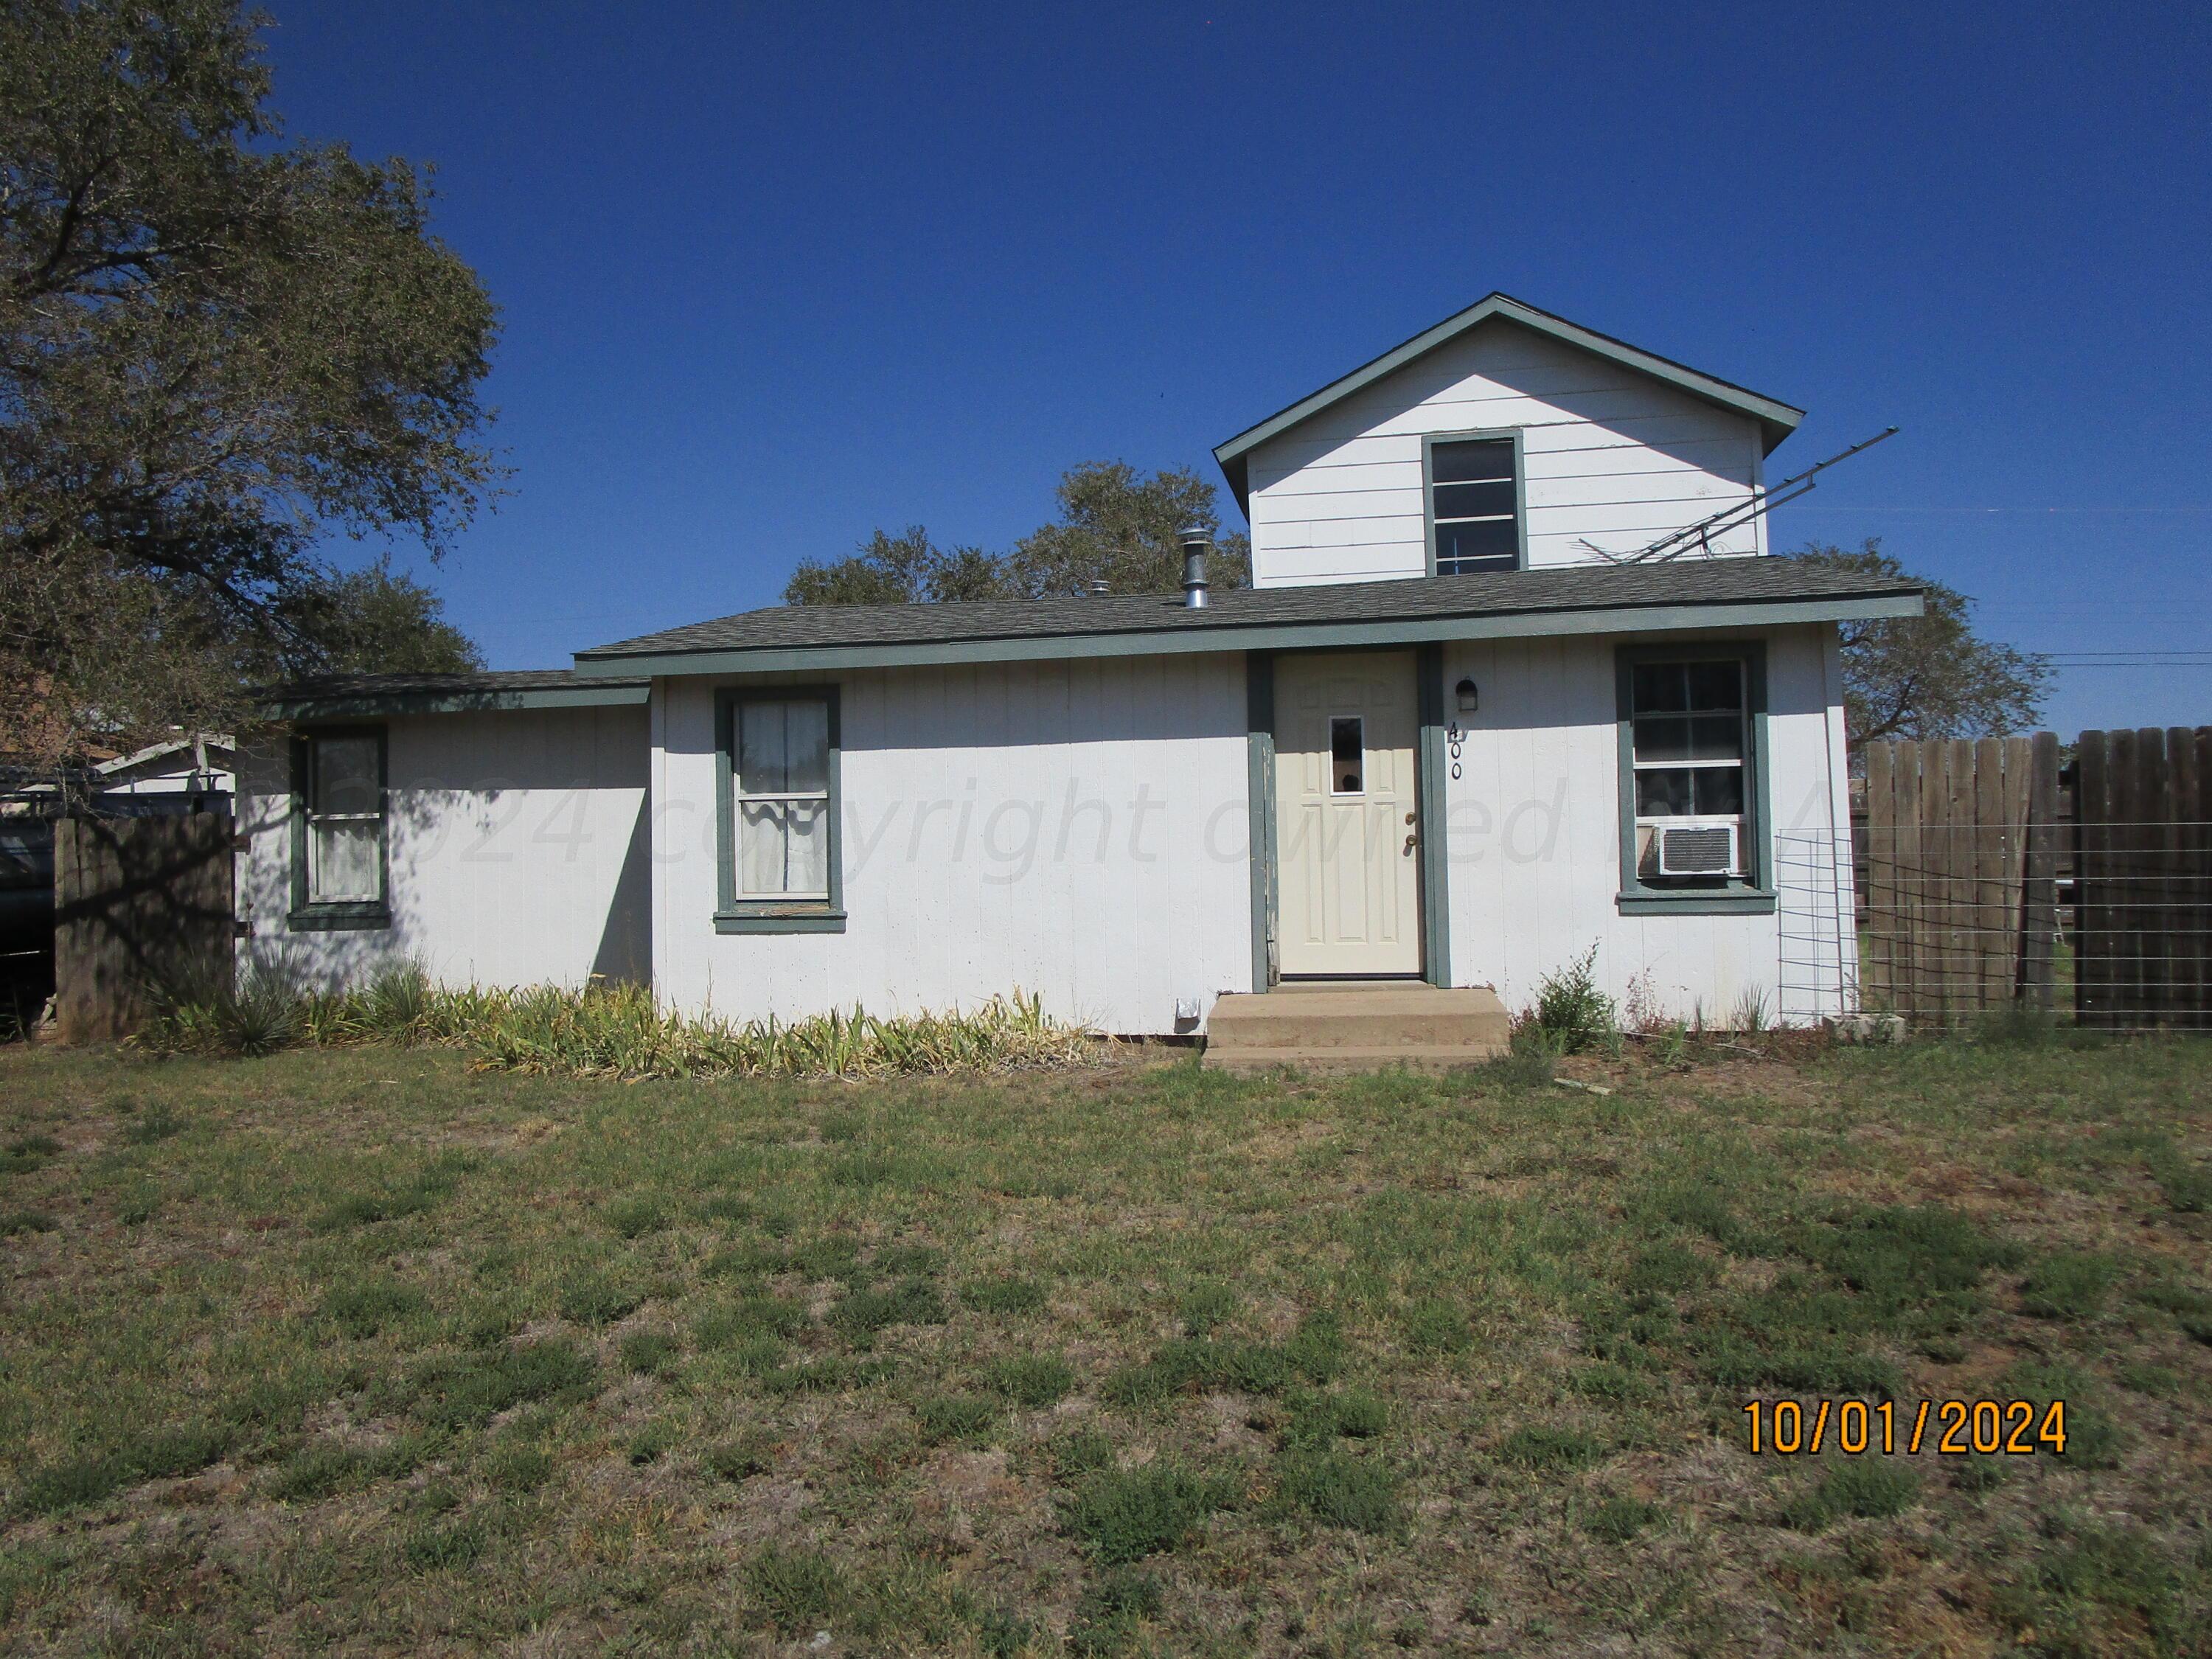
1;1031;2208;1655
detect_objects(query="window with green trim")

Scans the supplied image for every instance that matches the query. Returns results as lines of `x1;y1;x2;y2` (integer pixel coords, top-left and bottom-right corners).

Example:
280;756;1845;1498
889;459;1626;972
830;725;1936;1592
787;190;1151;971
717;688;844;931
291;728;389;929
1616;645;1770;906
1429;436;1520;574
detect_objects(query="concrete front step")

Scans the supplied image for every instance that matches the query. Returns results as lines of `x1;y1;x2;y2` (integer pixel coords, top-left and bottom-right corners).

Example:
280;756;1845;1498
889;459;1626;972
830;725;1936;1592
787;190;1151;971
1204;1043;1511;1074
1203;983;1511;1071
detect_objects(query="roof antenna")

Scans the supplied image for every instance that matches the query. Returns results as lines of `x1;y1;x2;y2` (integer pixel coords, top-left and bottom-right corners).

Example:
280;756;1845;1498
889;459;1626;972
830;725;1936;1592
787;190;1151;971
1576;425;1900;563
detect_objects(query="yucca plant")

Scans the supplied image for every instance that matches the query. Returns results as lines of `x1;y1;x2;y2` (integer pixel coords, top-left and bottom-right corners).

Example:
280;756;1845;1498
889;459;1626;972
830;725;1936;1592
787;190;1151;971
140;963;305;1058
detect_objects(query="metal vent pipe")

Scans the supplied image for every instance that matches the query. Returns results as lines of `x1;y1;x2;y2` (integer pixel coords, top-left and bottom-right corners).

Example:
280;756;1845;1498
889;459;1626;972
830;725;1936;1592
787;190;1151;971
1179;524;1213;608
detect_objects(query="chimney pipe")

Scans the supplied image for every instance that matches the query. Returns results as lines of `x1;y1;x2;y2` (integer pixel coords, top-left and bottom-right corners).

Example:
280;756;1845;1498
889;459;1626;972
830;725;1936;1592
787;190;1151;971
1179;524;1213;609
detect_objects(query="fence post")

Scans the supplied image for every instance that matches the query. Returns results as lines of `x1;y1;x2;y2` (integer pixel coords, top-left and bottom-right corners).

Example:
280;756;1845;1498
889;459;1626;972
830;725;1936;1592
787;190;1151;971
2168;728;2200;1031
2196;728;2212;1032
2133;728;2168;1027
1943;740;1976;1025
2021;732;2060;1012
1975;737;2006;1007
2082;732;2117;1027
1895;740;1924;1026
1865;742;1893;1013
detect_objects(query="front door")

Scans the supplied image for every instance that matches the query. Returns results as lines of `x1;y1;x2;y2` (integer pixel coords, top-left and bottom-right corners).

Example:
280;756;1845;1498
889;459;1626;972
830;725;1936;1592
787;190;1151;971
1273;650;1422;976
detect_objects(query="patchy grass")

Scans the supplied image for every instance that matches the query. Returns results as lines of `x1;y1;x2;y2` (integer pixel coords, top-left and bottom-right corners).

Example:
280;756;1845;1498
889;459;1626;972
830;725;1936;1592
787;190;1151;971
0;1032;2208;1652
1061;1462;1241;1564
1781;1455;1922;1531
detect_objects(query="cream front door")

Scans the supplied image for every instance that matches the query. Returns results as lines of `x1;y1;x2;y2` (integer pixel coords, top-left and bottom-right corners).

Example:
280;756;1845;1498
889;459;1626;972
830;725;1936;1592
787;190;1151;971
1273;650;1422;976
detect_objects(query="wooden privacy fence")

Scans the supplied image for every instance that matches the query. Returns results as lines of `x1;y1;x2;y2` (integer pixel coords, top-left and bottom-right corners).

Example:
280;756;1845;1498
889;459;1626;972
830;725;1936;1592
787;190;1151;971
54;814;234;1043
1861;728;2212;1029
2073;727;2212;1030
1863;737;2056;1023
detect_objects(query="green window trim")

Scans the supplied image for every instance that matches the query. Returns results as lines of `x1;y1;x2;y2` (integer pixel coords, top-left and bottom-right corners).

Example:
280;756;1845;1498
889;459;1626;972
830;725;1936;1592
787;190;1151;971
1415;641;1453;986
1423;427;1528;576
288;725;392;932
714;684;845;933
1245;653;1276;989
1613;641;1775;915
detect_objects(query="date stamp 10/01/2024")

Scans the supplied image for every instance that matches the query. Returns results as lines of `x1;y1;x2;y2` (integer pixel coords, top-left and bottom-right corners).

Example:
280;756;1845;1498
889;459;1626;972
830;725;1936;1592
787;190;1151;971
1742;1398;2069;1458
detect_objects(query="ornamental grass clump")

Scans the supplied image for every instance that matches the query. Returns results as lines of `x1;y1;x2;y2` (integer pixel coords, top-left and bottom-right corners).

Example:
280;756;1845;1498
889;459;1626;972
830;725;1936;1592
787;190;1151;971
467;984;1091;1079
145;965;1093;1079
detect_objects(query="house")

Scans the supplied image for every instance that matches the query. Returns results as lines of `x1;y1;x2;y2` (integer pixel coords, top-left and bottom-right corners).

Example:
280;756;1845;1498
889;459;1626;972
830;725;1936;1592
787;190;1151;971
94;732;237;814
237;294;1921;1034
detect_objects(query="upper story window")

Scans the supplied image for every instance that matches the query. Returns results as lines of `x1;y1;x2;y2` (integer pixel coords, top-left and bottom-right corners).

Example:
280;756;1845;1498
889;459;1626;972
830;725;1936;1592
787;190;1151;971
1427;435;1521;574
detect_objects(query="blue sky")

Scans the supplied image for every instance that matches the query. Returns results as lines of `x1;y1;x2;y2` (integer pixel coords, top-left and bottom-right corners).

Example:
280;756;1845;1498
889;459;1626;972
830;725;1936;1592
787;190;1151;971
268;1;2211;734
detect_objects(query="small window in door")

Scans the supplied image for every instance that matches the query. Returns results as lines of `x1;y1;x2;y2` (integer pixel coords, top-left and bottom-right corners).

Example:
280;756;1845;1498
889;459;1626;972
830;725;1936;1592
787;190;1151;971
1330;717;1364;795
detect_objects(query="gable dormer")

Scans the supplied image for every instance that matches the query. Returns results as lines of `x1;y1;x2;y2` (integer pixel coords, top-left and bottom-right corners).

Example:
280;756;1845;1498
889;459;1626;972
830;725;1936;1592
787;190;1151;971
1214;294;1804;589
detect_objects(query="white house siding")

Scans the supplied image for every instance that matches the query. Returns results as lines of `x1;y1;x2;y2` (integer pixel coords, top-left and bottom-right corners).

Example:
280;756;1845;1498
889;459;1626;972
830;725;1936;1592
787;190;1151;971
236;704;651;990
650;654;1255;1034
1437;625;1855;1026
1245;321;1767;588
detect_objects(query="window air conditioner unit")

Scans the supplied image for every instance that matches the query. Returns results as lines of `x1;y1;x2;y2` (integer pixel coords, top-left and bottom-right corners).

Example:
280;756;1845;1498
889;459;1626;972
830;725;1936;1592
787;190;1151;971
1656;819;1741;877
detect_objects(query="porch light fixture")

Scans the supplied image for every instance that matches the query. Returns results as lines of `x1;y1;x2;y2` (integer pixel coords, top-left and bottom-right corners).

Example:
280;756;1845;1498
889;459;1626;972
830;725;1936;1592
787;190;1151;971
1455;678;1479;714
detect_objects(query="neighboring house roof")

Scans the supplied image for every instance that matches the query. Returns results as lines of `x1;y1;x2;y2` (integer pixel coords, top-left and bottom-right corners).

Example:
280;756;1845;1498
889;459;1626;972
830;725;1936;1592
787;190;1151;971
1210;292;1808;511
571;559;1919;678
95;734;236;779
265;669;650;720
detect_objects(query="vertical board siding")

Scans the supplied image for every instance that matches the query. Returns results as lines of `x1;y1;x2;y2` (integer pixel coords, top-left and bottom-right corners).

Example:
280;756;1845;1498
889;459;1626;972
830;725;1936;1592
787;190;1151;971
236;704;651;991
653;653;1256;1035
1245;324;1768;587
1434;625;1848;1026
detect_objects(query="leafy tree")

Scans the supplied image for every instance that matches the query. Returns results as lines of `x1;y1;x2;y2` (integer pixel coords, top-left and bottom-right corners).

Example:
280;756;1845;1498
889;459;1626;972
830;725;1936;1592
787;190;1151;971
1788;540;2048;750
1;0;499;770
273;560;483;678
784;526;1012;605
782;462;1250;605
1006;461;1251;597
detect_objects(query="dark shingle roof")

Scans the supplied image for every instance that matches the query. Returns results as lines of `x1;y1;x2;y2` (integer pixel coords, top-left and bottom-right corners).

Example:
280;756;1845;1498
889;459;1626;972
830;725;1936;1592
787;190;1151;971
263;668;648;718
579;559;1916;663
272;669;641;700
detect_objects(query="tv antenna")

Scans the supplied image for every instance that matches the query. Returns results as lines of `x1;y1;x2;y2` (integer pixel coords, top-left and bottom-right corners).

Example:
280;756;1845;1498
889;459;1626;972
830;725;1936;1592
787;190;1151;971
1577;425;1899;564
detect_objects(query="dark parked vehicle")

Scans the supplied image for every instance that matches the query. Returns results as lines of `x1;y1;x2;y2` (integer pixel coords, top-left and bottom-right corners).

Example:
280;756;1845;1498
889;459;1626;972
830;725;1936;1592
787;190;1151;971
1;817;56;1032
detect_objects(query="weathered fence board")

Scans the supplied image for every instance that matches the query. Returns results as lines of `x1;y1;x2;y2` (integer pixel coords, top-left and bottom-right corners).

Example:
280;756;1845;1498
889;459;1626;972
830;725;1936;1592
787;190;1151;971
1869;727;2212;1029
2071;727;2212;1029
54;815;234;1043
2023;732;2061;1013
1863;735;2039;1023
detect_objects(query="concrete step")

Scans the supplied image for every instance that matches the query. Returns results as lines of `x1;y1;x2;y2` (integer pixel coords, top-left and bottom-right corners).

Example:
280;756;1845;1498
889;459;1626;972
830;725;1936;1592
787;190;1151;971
1203;984;1511;1070
1204;1043;1511;1075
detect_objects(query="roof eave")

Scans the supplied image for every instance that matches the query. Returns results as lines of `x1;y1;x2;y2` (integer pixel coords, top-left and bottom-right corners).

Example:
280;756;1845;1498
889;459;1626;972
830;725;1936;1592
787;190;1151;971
571;588;1919;679
1210;293;1806;512
262;681;650;721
